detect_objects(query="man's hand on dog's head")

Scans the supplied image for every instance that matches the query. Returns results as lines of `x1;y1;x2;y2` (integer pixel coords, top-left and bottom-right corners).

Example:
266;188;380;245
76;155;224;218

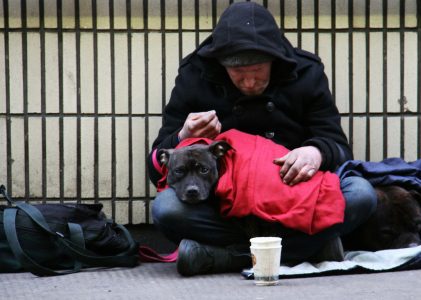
178;110;221;141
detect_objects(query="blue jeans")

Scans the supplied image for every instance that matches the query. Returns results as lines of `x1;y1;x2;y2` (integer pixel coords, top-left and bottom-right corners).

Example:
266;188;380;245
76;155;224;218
152;176;377;262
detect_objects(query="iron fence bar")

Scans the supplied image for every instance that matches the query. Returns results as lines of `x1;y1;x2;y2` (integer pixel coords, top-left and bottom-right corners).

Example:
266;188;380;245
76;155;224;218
262;0;267;9
194;0;199;47
314;0;319;56
348;0;354;150
418;0;421;158
382;0;388;159
212;0;217;28
161;0;166;116
156;0;166;220
3;0;11;196
177;0;182;63
109;0;117;220
143;0;150;223
365;0;371;161
58;0;64;203
280;0;285;30
21;0;29;201
40;0;47;202
297;0;302;49
75;0;82;203
93;0;99;204
399;0;405;158
126;0;133;224
331;0;336;104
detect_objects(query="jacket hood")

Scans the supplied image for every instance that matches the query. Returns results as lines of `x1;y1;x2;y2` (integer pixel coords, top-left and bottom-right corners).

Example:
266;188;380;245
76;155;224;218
197;2;297;72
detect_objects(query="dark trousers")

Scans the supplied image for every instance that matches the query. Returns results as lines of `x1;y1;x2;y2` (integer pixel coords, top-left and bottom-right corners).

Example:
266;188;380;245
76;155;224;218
152;176;377;262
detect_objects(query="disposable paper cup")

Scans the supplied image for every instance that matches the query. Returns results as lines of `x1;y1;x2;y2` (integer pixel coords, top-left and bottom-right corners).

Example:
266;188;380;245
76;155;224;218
250;237;282;286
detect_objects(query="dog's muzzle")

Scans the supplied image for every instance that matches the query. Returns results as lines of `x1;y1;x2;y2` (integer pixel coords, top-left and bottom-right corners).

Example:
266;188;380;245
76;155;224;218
180;185;208;204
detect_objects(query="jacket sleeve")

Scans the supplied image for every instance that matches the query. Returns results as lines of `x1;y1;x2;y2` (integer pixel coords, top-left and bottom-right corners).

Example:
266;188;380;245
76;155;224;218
301;63;353;171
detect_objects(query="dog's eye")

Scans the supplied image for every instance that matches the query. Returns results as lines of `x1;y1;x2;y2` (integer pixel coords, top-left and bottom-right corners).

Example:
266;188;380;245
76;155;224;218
174;168;185;175
200;166;209;174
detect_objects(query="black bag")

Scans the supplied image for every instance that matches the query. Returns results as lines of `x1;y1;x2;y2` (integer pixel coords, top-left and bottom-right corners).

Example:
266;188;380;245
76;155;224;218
0;185;139;276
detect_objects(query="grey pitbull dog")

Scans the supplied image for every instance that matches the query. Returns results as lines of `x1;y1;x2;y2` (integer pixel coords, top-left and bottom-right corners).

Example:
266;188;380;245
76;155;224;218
158;141;232;204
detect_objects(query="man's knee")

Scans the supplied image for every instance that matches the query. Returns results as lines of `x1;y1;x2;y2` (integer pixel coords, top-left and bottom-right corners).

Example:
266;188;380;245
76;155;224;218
152;188;185;226
341;176;377;211
340;176;377;232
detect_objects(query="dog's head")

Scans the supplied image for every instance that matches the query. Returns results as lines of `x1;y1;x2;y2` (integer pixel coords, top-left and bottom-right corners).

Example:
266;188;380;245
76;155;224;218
346;185;421;251
158;140;232;204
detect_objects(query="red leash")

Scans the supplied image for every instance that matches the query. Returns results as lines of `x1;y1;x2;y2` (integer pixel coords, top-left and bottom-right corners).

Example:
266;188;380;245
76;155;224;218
138;246;178;263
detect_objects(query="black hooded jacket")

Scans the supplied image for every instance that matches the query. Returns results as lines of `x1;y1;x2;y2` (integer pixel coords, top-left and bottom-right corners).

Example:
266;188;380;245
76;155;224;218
147;2;352;186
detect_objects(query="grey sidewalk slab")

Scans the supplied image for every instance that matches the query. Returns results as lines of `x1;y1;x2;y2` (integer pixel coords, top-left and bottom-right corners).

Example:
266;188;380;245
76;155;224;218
1;263;421;300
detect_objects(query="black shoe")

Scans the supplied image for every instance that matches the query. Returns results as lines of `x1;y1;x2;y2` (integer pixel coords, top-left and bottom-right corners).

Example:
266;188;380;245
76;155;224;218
310;236;345;263
177;239;251;276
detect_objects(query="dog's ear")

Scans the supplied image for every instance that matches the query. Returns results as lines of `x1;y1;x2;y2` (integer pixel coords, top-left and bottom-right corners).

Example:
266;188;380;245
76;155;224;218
410;190;421;205
208;141;232;158
158;149;174;166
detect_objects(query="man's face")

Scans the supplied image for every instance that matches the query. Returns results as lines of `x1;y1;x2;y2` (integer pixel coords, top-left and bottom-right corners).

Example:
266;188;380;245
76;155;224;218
225;62;272;96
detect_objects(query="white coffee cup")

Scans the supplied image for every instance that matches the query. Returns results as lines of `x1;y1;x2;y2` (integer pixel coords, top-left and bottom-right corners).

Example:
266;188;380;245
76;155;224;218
250;237;282;286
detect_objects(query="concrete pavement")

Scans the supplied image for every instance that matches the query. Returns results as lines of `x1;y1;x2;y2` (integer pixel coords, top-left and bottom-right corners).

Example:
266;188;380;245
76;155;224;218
1;263;421;300
2;225;420;300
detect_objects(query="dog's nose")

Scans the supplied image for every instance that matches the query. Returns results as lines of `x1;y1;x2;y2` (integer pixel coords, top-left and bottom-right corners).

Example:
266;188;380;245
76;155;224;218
186;186;200;198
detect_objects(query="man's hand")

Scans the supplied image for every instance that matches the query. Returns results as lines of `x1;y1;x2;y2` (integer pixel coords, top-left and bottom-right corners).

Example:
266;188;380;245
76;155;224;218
273;146;322;186
178;110;221;141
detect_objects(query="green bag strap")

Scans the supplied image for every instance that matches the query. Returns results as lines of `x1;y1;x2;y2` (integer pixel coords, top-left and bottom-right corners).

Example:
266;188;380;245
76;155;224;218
114;223;139;256
67;222;84;272
55;222;139;267
67;222;138;259
15;203;57;235
4;208;81;276
15;203;138;269
55;235;139;268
